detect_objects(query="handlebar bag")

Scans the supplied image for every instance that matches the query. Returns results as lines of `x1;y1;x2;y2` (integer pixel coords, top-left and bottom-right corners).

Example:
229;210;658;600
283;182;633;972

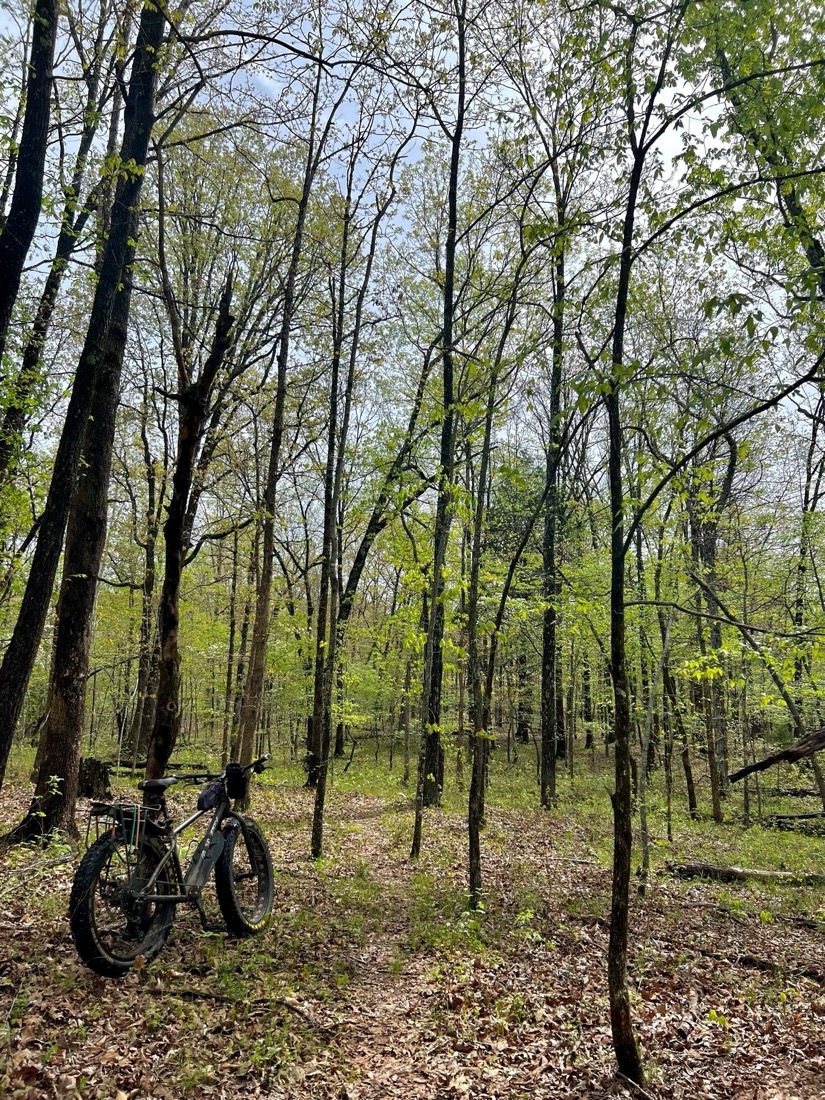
197;778;225;811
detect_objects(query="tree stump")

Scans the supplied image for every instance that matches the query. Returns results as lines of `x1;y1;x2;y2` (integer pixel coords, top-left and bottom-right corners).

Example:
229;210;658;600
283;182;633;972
78;757;111;800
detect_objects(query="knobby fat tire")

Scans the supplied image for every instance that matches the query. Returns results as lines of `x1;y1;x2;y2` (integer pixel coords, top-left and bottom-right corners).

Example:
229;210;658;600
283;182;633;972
214;816;274;936
69;834;175;977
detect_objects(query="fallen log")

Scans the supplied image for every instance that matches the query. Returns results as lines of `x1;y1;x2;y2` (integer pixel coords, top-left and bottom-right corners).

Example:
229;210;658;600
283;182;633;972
765;813;825;837
694;947;825;987
762;787;820;798
765;812;825;823
666;861;825;886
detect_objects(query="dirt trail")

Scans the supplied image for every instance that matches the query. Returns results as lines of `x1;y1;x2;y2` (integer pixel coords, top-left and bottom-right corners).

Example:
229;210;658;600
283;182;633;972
0;783;823;1100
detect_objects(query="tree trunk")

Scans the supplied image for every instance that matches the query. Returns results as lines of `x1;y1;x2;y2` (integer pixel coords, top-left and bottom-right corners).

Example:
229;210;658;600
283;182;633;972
606;384;644;1085
516;649;531;745
467;331;500;908
411;2;466;857
334;666;346;758
307;181;351;796
5;284;131;841
540;213;565;807
663;664;697;818
0;0;57;368
221;530;239;769
694;595;723;823
307;283;342;807
0;0;167;788
605;142;646;1083
583;660;594;751
146;280;235;778
125;390;162;763
237;66;325;771
0;0;124;484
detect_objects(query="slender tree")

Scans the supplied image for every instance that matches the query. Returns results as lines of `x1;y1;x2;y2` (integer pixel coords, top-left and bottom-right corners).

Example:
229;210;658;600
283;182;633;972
0;0;58;371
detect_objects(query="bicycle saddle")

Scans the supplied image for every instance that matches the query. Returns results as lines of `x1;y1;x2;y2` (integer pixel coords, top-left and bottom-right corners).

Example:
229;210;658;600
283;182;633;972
138;776;179;792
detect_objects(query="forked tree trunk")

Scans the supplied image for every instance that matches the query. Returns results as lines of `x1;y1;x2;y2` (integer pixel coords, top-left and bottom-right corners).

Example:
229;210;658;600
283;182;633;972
146;280;235;778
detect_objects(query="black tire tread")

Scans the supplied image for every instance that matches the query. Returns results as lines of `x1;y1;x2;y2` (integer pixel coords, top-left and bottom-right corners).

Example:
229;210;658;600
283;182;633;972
69;834;174;977
215;817;273;937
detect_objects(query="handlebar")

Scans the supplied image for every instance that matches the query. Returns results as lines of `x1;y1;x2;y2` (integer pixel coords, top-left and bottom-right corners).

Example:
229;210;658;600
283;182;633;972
139;754;271;793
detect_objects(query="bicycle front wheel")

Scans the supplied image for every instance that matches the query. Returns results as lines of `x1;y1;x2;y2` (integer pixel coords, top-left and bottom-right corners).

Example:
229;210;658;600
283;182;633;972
69;834;176;977
215;817;273;936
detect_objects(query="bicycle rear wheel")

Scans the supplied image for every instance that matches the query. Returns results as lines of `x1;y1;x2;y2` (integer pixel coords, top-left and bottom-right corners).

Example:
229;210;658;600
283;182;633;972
215;817;273;936
69;834;176;977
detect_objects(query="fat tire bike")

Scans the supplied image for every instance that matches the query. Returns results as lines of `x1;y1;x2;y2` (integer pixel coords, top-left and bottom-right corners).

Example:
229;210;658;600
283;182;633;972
69;755;273;977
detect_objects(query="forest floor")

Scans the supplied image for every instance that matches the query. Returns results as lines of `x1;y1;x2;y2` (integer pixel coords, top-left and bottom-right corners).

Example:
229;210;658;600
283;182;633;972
0;758;824;1100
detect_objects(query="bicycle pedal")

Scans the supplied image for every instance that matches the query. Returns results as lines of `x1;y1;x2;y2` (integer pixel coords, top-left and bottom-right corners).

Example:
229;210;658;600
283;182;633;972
202;921;226;934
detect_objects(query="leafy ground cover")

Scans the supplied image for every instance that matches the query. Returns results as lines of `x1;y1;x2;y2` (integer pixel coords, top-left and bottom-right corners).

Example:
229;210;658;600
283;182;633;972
0;757;823;1100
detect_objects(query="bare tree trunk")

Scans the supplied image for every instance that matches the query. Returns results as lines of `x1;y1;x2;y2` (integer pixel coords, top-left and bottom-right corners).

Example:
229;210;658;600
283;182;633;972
467;354;500;907
0;0;167;788
663;664;697;817
334;666;346;758
0;0;57;369
411;1;466;856
146;279;235;778
237;65;326;770
4;284;131;841
308;255;344;837
310;135;406;850
605;134;646;1086
694;591;723;823
540;212;565;807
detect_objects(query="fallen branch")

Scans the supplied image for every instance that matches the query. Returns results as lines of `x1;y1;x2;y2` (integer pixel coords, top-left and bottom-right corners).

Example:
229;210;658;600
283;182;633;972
273;995;326;1028
666;861;825;886
729;728;825;782
173;988;326;1028
762;787;820;798
176;987;236;1004
694;947;825;987
616;1070;659;1100
765;812;825;823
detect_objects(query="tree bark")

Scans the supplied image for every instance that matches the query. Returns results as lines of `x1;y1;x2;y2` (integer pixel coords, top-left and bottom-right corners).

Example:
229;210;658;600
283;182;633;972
146;279;235;778
0;0;167;788
411;0;466;856
5;284;132;841
0;0;125;483
0;0;58;368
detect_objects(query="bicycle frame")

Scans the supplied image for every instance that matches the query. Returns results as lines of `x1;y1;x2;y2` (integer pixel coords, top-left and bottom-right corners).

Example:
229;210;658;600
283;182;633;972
72;754;272;974
126;792;244;930
93;762;267;932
